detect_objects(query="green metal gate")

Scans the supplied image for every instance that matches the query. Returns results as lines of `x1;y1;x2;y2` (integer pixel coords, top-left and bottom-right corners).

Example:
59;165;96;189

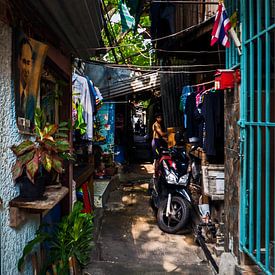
238;0;275;273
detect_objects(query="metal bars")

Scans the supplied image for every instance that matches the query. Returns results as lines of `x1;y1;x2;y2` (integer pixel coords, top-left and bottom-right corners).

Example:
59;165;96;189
234;0;275;274
225;0;240;68
248;0;255;253
256;0;262;263
264;0;271;271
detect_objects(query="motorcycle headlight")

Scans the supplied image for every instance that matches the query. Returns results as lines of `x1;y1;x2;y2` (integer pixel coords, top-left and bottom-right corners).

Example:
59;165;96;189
178;174;189;185
166;173;177;184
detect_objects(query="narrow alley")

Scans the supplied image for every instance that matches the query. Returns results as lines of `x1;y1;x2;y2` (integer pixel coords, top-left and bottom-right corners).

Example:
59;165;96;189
0;0;274;274
84;164;212;275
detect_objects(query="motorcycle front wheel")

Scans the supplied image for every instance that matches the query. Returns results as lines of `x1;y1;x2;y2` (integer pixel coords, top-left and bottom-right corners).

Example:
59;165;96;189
157;196;190;234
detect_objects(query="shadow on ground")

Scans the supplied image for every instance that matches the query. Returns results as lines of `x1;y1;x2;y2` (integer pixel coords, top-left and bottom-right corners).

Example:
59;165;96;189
84;164;212;275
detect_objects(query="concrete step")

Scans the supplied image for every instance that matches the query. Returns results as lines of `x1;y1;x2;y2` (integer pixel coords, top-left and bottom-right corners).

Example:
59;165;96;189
94;175;119;208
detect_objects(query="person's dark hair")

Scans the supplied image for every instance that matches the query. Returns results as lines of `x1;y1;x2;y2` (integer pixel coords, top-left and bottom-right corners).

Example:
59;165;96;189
154;112;162;119
19;37;36;61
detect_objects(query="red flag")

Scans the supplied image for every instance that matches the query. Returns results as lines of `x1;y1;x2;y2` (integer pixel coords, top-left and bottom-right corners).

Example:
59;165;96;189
211;3;232;48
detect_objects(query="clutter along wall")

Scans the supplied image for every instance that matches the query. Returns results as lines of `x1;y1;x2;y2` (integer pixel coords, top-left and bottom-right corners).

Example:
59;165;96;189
224;84;241;257
0;21;39;275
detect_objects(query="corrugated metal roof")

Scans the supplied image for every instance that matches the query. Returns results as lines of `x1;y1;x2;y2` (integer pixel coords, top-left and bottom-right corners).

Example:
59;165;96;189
85;63;160;99
101;72;160;99
10;0;104;59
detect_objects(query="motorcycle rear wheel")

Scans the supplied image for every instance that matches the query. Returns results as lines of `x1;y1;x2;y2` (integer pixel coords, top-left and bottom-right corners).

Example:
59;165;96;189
157;196;190;234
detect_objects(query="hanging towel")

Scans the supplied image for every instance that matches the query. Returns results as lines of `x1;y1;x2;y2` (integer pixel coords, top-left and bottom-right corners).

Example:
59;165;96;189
180;85;193;128
72;73;94;140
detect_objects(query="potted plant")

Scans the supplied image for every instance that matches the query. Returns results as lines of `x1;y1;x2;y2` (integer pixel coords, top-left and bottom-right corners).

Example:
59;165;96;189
11;108;74;200
18;202;94;274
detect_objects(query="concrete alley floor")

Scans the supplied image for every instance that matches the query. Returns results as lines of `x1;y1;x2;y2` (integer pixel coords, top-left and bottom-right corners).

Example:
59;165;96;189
84;164;213;275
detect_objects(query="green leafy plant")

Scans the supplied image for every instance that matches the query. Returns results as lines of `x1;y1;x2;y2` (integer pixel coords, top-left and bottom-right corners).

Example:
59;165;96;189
73;119;87;135
18;202;94;273
11;108;74;183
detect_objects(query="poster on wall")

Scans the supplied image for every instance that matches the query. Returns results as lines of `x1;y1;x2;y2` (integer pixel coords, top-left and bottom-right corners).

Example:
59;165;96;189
94;103;115;153
13;30;48;133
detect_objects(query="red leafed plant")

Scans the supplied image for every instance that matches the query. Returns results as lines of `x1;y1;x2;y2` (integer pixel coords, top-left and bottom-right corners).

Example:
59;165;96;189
11;108;74;183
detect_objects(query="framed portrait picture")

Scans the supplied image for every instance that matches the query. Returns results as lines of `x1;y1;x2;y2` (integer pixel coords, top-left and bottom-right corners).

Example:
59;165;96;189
13;29;48;133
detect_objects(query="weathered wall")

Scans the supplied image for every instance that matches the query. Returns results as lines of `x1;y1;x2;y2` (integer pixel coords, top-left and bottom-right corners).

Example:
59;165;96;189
224;85;241;257
160;67;190;129
0;21;39;275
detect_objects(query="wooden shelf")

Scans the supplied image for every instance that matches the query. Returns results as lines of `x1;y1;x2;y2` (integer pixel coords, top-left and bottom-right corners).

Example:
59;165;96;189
10;186;69;211
9;186;68;228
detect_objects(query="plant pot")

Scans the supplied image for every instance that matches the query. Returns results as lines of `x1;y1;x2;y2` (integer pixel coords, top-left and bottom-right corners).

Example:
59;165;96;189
17;171;47;201
74;129;82;143
45;170;58;186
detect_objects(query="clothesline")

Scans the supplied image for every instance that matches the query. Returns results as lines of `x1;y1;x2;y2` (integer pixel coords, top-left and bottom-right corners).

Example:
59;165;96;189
191;80;215;87
204;86;215;93
151;1;220;4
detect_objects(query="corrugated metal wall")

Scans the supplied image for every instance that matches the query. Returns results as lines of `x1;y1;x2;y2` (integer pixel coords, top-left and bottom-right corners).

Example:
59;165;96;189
160;71;190;128
175;0;217;33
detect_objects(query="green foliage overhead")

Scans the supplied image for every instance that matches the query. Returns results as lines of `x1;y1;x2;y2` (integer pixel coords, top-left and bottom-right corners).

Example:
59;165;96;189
102;25;152;65
94;0;155;66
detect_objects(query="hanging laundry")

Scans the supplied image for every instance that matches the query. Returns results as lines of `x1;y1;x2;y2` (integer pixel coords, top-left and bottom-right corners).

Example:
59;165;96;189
185;92;200;140
87;78;103;111
195;86;205;107
201;91;224;159
76;103;86;136
94;86;103;102
94;86;103;110
72;73;94;140
180;85;193;128
86;77;97;114
119;0;135;32
72;101;78;125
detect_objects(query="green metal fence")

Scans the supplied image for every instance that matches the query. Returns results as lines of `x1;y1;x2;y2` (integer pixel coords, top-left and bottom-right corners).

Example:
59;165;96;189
237;0;275;274
226;0;240;68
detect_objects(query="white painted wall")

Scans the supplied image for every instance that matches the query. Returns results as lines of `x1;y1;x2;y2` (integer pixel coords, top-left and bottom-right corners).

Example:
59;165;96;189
0;21;39;275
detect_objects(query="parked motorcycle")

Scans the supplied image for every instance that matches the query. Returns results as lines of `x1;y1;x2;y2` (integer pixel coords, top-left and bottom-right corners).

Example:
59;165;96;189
150;140;192;234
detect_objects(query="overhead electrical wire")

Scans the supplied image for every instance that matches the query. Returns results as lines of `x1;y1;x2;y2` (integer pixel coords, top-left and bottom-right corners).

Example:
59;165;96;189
151;16;215;42
81;3;222;75
79;16;217;52
84;0;100;45
82;59;223;74
81;44;224;54
150;1;219;4
101;63;224;69
99;1;119;63
101;0;127;63
155;49;225;54
153;69;219;74
84;63;221;75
